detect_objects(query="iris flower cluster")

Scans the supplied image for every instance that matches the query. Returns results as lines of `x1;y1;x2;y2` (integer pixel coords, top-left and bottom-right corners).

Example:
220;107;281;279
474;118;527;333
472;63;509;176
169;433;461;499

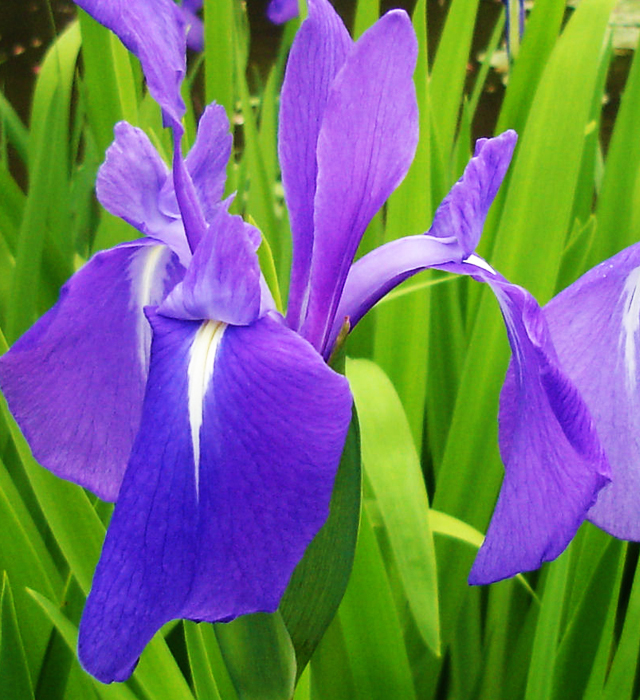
0;0;638;685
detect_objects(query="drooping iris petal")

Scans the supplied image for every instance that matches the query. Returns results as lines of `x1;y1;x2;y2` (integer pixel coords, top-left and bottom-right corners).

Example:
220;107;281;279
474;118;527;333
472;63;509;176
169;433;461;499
159;209;261;325
441;260;610;584
325;131;518;354
301;10;419;353
0;241;184;502
279;0;351;330
74;0;186;125
184;104;232;223
267;0;300;24
96;122;191;265
78;311;352;683
542;242;640;539
430;130;517;255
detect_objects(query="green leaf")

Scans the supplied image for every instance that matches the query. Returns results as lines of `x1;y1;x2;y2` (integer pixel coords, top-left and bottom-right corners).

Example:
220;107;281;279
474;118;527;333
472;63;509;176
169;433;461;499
27;588;138;700
5;22;81;342
333;504;417;700
600;555;640;700
0;91;28;165
0;573;34;700
525;552;571;700
347;358;439;655
214;612;296;700
184;623;223;700
280;409;361;677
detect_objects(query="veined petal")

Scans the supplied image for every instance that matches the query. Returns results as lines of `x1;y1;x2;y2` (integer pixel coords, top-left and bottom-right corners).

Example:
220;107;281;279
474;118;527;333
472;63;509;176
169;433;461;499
267;0;300;24
78;312;352;682
185;104;232;222
159;208;261;325
0;241;184;502
302;10;419;352
74;0;186;125
279;0;351;329
441;260;610;584
430;131;517;255
543;242;640;539
97;122;191;266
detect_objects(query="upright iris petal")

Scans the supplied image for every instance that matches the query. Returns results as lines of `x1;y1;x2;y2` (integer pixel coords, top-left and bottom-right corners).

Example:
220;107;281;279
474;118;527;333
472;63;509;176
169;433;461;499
300;8;420;353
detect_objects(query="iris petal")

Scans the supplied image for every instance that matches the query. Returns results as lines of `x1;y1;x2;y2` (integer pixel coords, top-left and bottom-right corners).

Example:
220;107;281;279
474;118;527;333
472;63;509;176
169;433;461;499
442;261;610;584
301;9;419;352
96;122;191;265
184;104;232;223
74;0;186;125
267;0;300;24
0;241;184;502
78;311;352;682
543;242;640;539
159;208;262;325
279;0;351;329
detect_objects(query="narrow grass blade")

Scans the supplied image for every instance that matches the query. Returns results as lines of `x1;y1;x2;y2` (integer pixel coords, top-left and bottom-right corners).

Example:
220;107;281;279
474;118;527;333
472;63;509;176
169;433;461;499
0;573;35;700
214;612;296;700
347;358;439;655
335;503;417;699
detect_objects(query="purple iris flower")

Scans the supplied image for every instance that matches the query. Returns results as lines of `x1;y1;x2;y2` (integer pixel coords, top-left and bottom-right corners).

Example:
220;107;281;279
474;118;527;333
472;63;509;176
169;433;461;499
267;0;299;24
0;0;612;684
0;0;511;682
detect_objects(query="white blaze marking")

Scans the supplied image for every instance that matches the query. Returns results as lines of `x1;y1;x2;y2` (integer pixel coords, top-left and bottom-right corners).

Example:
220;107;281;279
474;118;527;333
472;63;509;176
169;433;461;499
188;321;226;497
129;244;172;371
464;254;496;275
621;266;640;391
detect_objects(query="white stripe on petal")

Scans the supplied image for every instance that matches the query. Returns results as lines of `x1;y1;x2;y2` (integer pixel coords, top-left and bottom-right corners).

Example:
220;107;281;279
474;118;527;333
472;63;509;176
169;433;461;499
188;321;226;497
621;266;640;393
129;244;175;372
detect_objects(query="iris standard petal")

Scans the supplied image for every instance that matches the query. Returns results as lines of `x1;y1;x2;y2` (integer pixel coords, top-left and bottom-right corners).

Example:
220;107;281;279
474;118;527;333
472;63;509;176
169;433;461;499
96;122;191;265
74;0;186;125
302;9;419;352
279;0;351;330
430;130;517;255
78;311;352;683
159;208;261;325
443;260;610;584
543;242;640;539
0;241;184;502
184;104;232;222
267;0;300;24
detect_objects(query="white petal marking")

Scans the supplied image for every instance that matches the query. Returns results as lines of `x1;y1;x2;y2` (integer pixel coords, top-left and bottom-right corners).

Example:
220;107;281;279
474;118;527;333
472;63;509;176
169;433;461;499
188;321;226;497
464;254;496;275
621;266;640;393
129;244;174;372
